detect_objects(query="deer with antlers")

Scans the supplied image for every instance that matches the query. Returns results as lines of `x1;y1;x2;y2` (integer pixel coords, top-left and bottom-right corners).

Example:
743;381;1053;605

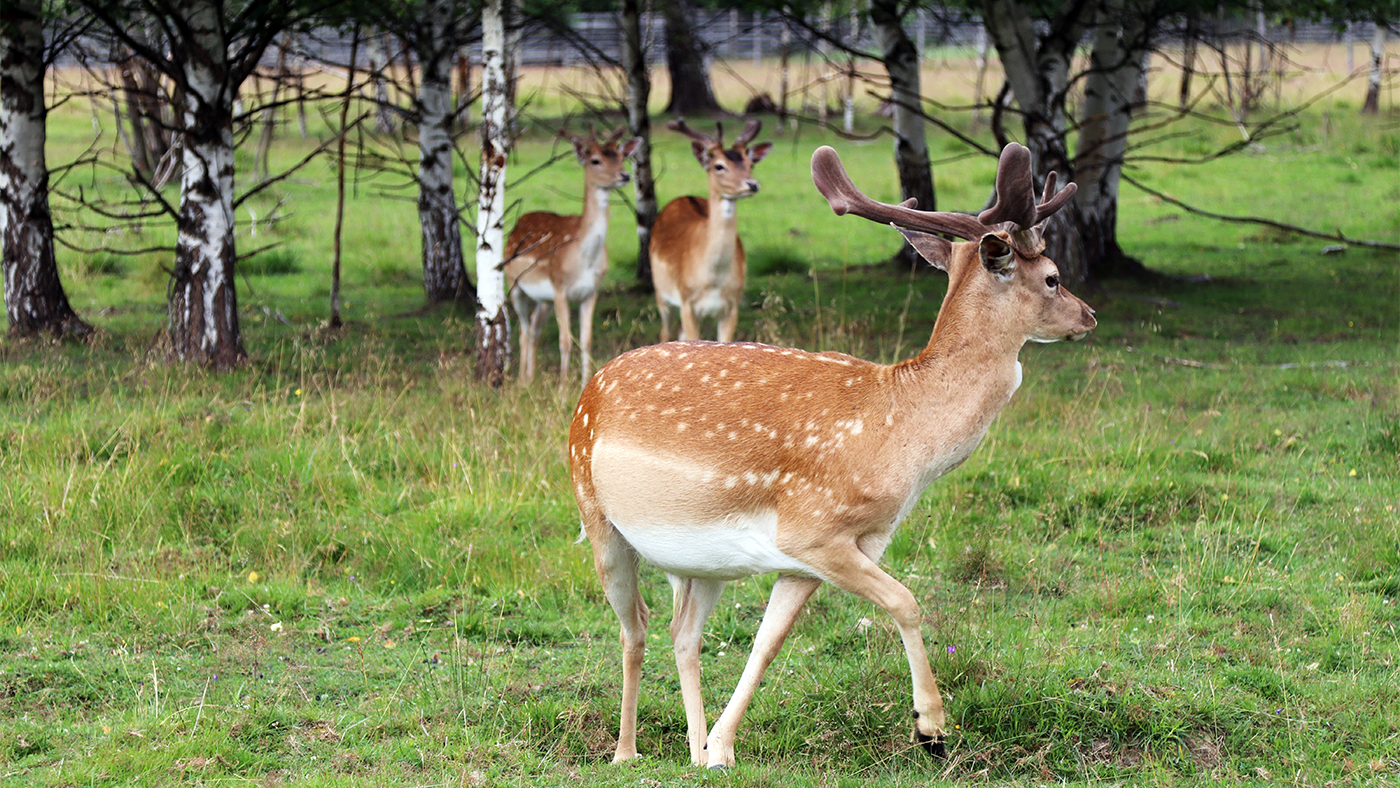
568;142;1097;768
650;119;772;343
505;126;641;383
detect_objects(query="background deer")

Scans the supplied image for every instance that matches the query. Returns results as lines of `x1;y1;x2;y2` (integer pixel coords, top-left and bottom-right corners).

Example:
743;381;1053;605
650;119;771;343
568;143;1097;768
505;126;640;383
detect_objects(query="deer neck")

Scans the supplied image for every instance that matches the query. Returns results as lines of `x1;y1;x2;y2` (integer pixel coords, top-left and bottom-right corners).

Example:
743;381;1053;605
704;193;741;270
576;186;613;269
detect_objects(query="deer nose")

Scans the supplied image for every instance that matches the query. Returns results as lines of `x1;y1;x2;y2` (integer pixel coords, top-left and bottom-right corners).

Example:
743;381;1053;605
618;172;632;184
745;180;760;194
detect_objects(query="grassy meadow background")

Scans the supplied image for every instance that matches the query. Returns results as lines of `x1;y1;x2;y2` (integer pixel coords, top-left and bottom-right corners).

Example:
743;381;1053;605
1;42;1398;786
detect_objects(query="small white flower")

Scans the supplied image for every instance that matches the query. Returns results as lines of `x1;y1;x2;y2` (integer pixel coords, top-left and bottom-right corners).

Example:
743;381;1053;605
270;622;283;632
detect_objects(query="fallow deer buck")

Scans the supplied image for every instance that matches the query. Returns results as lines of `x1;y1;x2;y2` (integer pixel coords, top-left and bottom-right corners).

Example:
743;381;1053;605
568;142;1097;768
505;126;641;383
651;119;771;343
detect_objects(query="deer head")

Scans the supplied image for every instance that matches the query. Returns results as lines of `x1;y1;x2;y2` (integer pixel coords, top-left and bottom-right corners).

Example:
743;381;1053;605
561;124;641;192
668;118;772;200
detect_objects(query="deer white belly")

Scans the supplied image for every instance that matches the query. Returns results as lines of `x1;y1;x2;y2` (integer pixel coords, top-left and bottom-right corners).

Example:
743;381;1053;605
609;511;816;580
519;276;556;302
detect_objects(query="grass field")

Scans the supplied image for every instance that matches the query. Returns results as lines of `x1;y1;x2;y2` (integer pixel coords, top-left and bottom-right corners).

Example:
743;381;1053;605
2;45;1398;786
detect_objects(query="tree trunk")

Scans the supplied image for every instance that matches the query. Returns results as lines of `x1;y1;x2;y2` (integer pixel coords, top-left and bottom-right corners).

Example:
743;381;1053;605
623;0;658;289
117;52;154;175
1362;22;1384;114
870;0;935;269
417;0;472;305
1180;11;1197;109
475;0;511;387
253;43;287;183
370;33;397;133
1;0;89;338
981;0;1094;289
167;0;245;368
1075;0;1153;281
331;30;359;329
662;0;722;116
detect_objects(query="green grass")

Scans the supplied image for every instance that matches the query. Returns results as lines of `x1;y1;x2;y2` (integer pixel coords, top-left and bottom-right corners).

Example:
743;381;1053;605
1;56;1398;786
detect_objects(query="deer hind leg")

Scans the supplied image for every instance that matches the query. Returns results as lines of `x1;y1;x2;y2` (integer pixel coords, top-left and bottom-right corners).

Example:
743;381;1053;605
511;289;540;381
666;575;726;766
657;292;673;344
809;544;947;756
587;518;650;762
554;290;574;382
705;575;821;769
578;292;597;384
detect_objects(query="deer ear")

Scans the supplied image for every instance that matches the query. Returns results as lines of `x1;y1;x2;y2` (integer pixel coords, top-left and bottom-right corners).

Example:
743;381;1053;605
897;228;951;271
748;142;773;164
979;233;1016;278
620;137;642;159
690;140;711;166
572;138;591;164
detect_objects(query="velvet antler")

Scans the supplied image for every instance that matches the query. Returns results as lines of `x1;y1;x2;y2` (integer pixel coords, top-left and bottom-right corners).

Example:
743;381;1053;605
977;143;1078;231
810;146;988;241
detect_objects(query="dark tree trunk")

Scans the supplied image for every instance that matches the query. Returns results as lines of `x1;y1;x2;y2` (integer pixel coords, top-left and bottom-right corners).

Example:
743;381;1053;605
1362;22;1384;114
1180;11;1198;109
623;0;657;289
1;0;90;338
870;0;935;269
662;0;723;116
416;0;472;305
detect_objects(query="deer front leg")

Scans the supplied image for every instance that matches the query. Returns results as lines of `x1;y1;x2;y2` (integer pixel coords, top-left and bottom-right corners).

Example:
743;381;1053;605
554;290;573;382
811;546;947;756
667;575;727;765
678;301;701;343
588;521;649;762
578;292;597;384
705;575;821;769
717;301;739;343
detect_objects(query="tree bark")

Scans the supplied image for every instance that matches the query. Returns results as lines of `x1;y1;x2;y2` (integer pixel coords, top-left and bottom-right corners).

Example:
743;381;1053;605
870;0;936;269
1179;11;1197;109
623;0;658;289
981;0;1095;289
1075;0;1153;281
417;0;472;305
662;0;723;116
1362;21;1384;114
1;0;89;338
475;0;511;387
167;0;245;368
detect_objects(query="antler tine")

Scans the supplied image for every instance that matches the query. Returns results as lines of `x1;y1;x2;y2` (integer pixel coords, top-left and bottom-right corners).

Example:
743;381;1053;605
587;123;600;145
734;119;762;147
1033;173;1077;226
605;124;628;145
811;146;988;241
976;143;1039;230
667;118;717;147
714;122;724;148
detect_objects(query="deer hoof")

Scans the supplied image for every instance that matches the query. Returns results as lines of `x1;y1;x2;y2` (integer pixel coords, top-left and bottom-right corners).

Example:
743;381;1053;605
913;729;947;759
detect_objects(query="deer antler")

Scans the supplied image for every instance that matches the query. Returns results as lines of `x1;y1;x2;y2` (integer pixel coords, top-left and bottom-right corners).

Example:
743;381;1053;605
734;119;762;147
668;118;718;148
810;146;988;241
604;124;627;145
976;143;1078;230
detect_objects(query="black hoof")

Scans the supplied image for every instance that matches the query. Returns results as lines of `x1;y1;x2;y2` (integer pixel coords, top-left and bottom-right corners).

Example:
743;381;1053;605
914;730;947;759
707;763;729;771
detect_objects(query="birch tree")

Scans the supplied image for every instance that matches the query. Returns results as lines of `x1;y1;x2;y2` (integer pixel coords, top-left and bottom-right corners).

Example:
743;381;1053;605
1;0;90;338
622;0;659;288
475;0;511;386
81;0;330;368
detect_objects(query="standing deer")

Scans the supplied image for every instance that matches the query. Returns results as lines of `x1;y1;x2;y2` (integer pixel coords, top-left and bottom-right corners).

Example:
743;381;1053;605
505;126;641;383
651;119;771;343
568;143;1097;768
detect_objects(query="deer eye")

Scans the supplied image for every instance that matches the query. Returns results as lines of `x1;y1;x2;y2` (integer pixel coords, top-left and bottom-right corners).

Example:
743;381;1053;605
714;163;726;172
1045;274;1060;289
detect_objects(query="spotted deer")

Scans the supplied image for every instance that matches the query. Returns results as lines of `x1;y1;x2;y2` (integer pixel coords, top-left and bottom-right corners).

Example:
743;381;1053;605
650;119;772;343
505;126;641;383
567;143;1097;768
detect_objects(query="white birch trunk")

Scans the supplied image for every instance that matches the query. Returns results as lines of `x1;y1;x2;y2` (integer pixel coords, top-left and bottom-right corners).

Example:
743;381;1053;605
167;0;244;367
1362;23;1384;114
475;0;511;386
418;0;470;303
1;0;87;336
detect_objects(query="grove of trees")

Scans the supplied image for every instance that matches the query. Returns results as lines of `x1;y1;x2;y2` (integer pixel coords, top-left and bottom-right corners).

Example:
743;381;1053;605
1;0;1395;373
